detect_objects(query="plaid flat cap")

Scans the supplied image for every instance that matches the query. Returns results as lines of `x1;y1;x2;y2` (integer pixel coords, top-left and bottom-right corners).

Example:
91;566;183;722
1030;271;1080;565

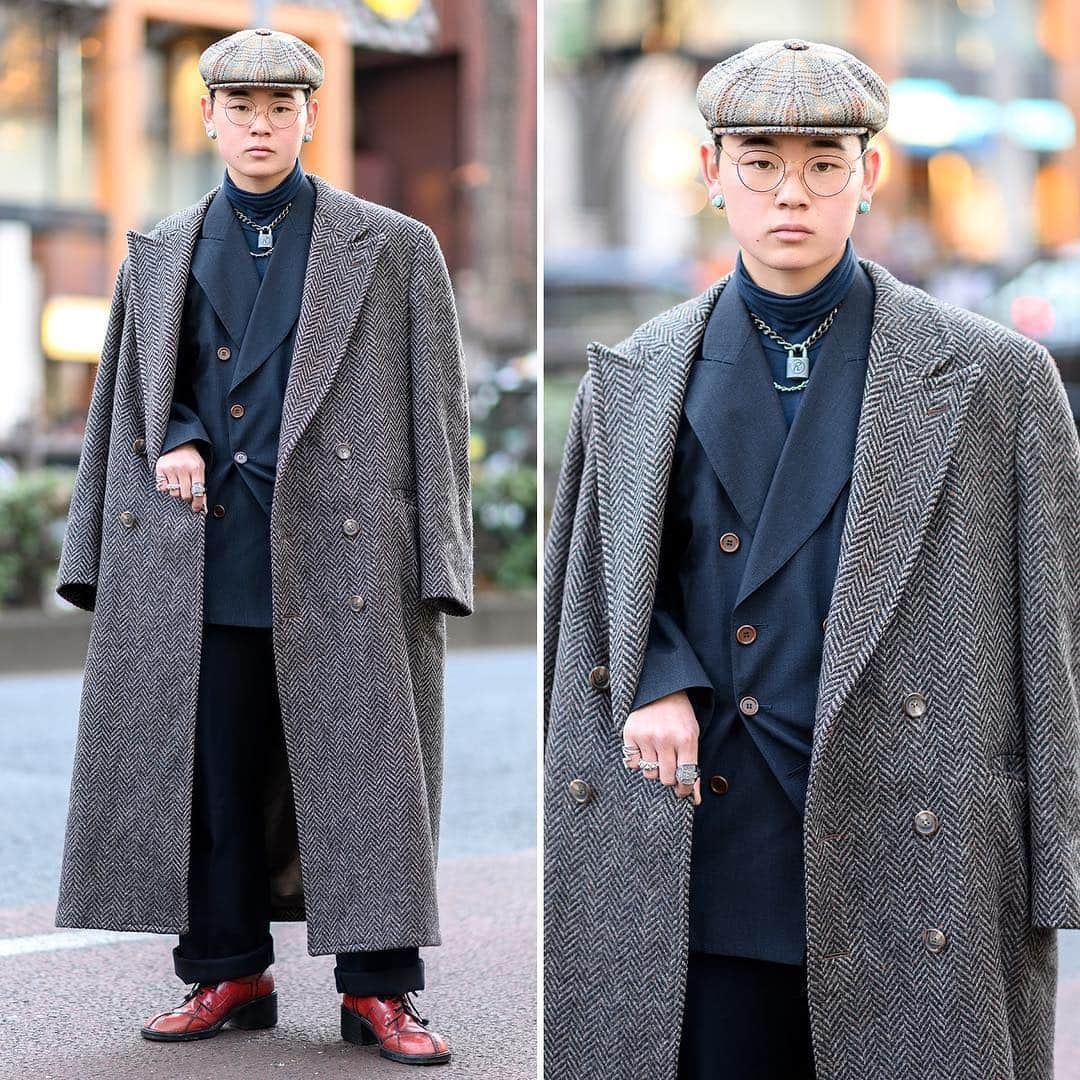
199;27;325;92
697;38;889;137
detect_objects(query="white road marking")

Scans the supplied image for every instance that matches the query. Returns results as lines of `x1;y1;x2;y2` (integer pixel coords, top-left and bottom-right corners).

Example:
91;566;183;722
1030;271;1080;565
0;929;158;957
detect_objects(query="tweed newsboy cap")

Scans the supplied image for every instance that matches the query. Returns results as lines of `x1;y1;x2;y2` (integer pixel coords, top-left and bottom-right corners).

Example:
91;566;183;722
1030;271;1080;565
697;38;889;138
199;27;324;92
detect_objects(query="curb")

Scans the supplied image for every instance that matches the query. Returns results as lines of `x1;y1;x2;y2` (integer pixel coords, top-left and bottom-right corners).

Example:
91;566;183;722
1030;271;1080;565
0;590;536;674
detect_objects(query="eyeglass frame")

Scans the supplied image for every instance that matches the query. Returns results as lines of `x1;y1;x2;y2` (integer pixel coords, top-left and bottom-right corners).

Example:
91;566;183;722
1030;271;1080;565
716;142;870;197
214;95;308;130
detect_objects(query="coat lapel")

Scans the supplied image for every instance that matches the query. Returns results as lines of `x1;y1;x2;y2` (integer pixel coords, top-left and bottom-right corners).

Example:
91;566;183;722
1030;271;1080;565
587;278;727;726
275;175;389;475
591;258;986;742
126;173;388;476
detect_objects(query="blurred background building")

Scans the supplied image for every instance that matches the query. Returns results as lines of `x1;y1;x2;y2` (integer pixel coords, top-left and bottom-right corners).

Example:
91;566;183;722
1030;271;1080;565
0;0;537;610
545;0;1080;502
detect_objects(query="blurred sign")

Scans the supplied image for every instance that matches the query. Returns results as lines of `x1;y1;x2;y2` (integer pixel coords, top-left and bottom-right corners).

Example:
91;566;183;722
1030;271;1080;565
41;296;109;363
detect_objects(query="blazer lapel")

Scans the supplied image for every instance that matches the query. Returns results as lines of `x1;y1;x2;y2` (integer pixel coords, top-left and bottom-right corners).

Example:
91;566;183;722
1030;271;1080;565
736;264;874;606
275;173;389;476
682;277;789;535
228;175;315;393
588;277;727;726
190;187;260;350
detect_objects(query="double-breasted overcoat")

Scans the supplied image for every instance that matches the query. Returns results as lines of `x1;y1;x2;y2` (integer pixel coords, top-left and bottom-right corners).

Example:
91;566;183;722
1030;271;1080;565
54;173;473;957
543;257;1080;1080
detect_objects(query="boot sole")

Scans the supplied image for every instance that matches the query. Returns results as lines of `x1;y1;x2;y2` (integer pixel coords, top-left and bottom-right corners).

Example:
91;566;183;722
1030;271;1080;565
340;1003;451;1065
140;990;278;1042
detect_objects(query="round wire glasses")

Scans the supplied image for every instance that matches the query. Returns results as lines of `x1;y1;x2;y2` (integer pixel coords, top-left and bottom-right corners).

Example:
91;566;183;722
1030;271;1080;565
719;145;868;197
219;97;305;130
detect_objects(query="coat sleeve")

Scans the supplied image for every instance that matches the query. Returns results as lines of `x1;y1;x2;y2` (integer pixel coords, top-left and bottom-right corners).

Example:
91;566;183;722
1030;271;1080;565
408;223;474;618
543;371;590;743
160;347;213;469
1015;343;1080;929
55;257;130;612
629;565;715;729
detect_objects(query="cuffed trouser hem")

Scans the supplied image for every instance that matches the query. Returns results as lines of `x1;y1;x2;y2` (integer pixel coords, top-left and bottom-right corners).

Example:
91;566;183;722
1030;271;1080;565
334;954;424;996
173;934;274;985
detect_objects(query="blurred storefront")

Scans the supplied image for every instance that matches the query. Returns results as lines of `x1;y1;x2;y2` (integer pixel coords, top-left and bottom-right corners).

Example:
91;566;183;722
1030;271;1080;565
1;0;536;466
545;0;1080;391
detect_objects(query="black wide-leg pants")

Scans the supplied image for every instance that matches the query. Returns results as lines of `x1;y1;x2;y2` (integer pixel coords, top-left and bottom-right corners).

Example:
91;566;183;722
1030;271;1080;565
172;621;424;997
676;951;816;1080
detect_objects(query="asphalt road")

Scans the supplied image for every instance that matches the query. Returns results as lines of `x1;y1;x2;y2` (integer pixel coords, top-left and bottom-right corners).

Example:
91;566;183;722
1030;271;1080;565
0;646;537;1080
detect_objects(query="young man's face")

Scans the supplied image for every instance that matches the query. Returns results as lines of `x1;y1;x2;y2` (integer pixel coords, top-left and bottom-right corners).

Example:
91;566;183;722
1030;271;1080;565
699;131;881;293
200;85;319;191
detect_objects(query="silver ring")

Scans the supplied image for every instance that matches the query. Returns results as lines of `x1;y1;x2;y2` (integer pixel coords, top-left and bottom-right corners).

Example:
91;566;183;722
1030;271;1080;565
191;481;206;495
675;763;701;784
637;760;659;771
166;483;180;491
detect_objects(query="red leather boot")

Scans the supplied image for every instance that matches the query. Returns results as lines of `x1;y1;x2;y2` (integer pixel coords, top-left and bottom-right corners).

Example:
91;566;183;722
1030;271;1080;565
341;991;451;1064
140;970;277;1041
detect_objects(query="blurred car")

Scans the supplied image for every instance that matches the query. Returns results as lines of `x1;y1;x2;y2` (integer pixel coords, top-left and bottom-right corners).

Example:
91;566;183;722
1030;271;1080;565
976;247;1080;426
544;248;694;372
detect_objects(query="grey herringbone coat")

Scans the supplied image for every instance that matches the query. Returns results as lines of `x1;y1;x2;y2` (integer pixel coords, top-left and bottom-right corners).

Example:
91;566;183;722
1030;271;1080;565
543;257;1080;1080
54;174;473;956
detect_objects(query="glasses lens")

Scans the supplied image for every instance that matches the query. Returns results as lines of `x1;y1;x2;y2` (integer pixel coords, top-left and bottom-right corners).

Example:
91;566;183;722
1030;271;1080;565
736;150;784;192
268;103;300;129
224;99;256;125
222;99;300;128
804;155;851;197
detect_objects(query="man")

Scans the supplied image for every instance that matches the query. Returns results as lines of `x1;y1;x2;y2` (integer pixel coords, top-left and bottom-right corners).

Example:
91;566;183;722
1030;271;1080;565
55;27;472;1066
543;37;1079;1080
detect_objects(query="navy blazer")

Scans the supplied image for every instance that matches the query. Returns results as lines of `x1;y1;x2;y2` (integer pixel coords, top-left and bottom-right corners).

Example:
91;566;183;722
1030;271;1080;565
160;176;316;626
630;264;875;964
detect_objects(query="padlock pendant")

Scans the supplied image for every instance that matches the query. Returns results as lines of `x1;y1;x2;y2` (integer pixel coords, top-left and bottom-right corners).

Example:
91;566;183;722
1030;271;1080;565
258;227;273;249
786;343;809;379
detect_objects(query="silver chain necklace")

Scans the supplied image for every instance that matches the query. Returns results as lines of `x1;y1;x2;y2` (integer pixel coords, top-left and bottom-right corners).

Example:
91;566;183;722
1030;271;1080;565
231;201;293;257
748;303;841;391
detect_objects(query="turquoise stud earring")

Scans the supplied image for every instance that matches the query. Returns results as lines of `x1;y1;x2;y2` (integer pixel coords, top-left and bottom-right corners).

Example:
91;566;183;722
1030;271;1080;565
711;192;725;210
857;199;871;214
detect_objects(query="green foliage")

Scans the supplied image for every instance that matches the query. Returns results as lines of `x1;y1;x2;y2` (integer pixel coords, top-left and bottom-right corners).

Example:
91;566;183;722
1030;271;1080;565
0;468;75;610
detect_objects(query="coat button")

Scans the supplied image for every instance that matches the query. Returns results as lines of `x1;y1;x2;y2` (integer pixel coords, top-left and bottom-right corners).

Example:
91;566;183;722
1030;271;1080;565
923;927;948;953
709;775;730;795
903;692;928;718
568;779;593;804
588;665;610;689
335;442;352;459
217;346;231;361
914;809;940;837
719;531;740;553
739;695;759;716
212;503;226;518
131;436;145;453
233;450;247;464
118;510;136;527
230;403;245;418
736;624;757;645
822;616;828;632
348;594;366;612
343;517;360;536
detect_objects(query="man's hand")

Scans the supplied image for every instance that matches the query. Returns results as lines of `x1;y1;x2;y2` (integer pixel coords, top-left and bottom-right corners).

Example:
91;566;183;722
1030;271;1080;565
155;443;207;515
622;690;702;805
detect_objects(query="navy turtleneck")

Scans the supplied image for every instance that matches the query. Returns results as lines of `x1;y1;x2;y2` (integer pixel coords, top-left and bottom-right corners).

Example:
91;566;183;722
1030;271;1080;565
734;236;858;429
222;157;307;281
